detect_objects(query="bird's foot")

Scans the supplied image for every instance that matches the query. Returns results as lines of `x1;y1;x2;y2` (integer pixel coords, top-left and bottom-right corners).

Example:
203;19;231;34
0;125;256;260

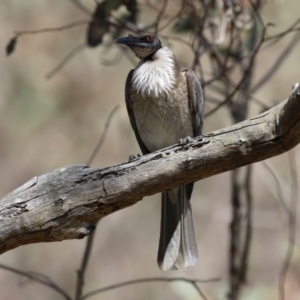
179;135;206;150
179;136;193;150
179;136;193;144
128;154;141;161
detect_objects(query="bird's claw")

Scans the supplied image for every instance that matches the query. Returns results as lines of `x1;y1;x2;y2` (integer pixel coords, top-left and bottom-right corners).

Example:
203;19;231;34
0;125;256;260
128;154;141;161
179;136;193;150
179;136;193;145
179;135;206;150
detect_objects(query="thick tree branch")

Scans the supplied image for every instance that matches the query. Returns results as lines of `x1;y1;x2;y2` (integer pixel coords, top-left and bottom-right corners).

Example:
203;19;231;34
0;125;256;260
1;84;300;255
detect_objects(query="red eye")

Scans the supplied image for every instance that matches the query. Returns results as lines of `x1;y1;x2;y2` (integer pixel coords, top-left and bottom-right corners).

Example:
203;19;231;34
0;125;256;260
146;35;153;42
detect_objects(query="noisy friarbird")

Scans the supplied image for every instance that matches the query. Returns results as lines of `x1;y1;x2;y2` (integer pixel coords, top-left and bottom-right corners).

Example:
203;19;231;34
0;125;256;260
117;34;204;270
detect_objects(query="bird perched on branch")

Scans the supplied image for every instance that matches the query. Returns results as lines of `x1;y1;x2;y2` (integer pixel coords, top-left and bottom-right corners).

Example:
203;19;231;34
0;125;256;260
117;34;204;270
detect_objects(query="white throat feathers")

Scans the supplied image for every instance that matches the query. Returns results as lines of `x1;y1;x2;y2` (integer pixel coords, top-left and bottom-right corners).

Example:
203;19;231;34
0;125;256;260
132;47;176;98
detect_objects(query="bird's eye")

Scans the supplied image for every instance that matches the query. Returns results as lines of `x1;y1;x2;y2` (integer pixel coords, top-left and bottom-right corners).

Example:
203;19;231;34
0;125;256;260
145;35;153;42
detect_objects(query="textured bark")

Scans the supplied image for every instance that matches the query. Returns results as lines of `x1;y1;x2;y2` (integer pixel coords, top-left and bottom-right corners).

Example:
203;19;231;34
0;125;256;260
1;84;300;255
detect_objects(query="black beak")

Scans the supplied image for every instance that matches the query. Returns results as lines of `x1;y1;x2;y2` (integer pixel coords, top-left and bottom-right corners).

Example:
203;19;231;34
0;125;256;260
116;35;143;47
116;34;162;59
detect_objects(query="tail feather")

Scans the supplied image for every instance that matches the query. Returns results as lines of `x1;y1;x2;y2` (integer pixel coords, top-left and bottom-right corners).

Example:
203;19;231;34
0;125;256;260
157;184;198;271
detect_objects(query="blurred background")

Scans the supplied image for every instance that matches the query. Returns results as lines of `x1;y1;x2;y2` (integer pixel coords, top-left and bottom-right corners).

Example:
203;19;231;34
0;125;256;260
1;0;300;299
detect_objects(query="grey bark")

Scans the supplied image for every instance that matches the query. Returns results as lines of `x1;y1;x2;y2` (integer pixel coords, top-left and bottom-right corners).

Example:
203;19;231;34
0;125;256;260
0;84;300;255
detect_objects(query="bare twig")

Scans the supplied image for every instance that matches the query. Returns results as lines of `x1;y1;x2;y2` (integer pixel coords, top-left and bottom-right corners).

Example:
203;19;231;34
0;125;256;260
262;162;289;215
101;48;134;66
75;229;96;300
69;0;92;15
251;33;300;93
278;150;298;300
144;0;173;18
154;0;168;35
82;277;220;300
86;105;119;166
159;34;192;49
45;43;86;79
229;169;243;300
156;2;185;33
74;105;120;299
205;24;267;117
240;165;253;283
264;18;300;42
14;20;89;37
207;81;269;111
0;263;72;300
227;8;262;297
101;50;124;65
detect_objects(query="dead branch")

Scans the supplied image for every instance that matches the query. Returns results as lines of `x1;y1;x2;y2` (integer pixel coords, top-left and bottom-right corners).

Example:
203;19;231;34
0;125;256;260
82;277;220;300
1;84;300;255
0;263;72;300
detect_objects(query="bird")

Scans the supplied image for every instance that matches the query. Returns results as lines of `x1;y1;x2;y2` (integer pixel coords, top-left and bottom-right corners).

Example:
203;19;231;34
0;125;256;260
117;34;204;271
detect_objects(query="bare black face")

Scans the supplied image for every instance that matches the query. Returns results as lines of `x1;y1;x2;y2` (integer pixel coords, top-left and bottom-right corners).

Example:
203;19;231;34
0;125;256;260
116;34;162;59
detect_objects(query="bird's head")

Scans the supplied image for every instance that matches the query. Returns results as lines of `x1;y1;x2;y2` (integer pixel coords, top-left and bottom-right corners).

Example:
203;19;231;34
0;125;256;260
116;34;162;59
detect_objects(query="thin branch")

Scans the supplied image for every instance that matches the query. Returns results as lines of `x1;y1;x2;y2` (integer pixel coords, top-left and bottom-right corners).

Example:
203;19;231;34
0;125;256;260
14;20;89;37
81;277;220;300
75;229;96;300
264;18;300;42
0;263;72;300
159;34;192;49
109;16;155;34
156;2;185;33
278;150;298;300
203;24;235;86
229;169;242;300
45;43;86;79
6;20;89;56
205;24;268;117
86;105;119;166
154;0;168;35
262;161;289;215
227;13;261;297
251;33;300;93
240;165;253;283
101;51;124;65
74;105;120;299
207;81;269;111
69;0;92;15
144;0;173;18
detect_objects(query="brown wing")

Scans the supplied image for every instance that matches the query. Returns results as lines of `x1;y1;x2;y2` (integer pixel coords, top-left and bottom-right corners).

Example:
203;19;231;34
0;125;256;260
158;69;201;269
125;70;150;155
185;69;204;137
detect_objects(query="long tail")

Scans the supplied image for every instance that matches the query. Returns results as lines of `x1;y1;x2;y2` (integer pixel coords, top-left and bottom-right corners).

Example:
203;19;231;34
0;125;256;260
157;183;198;271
